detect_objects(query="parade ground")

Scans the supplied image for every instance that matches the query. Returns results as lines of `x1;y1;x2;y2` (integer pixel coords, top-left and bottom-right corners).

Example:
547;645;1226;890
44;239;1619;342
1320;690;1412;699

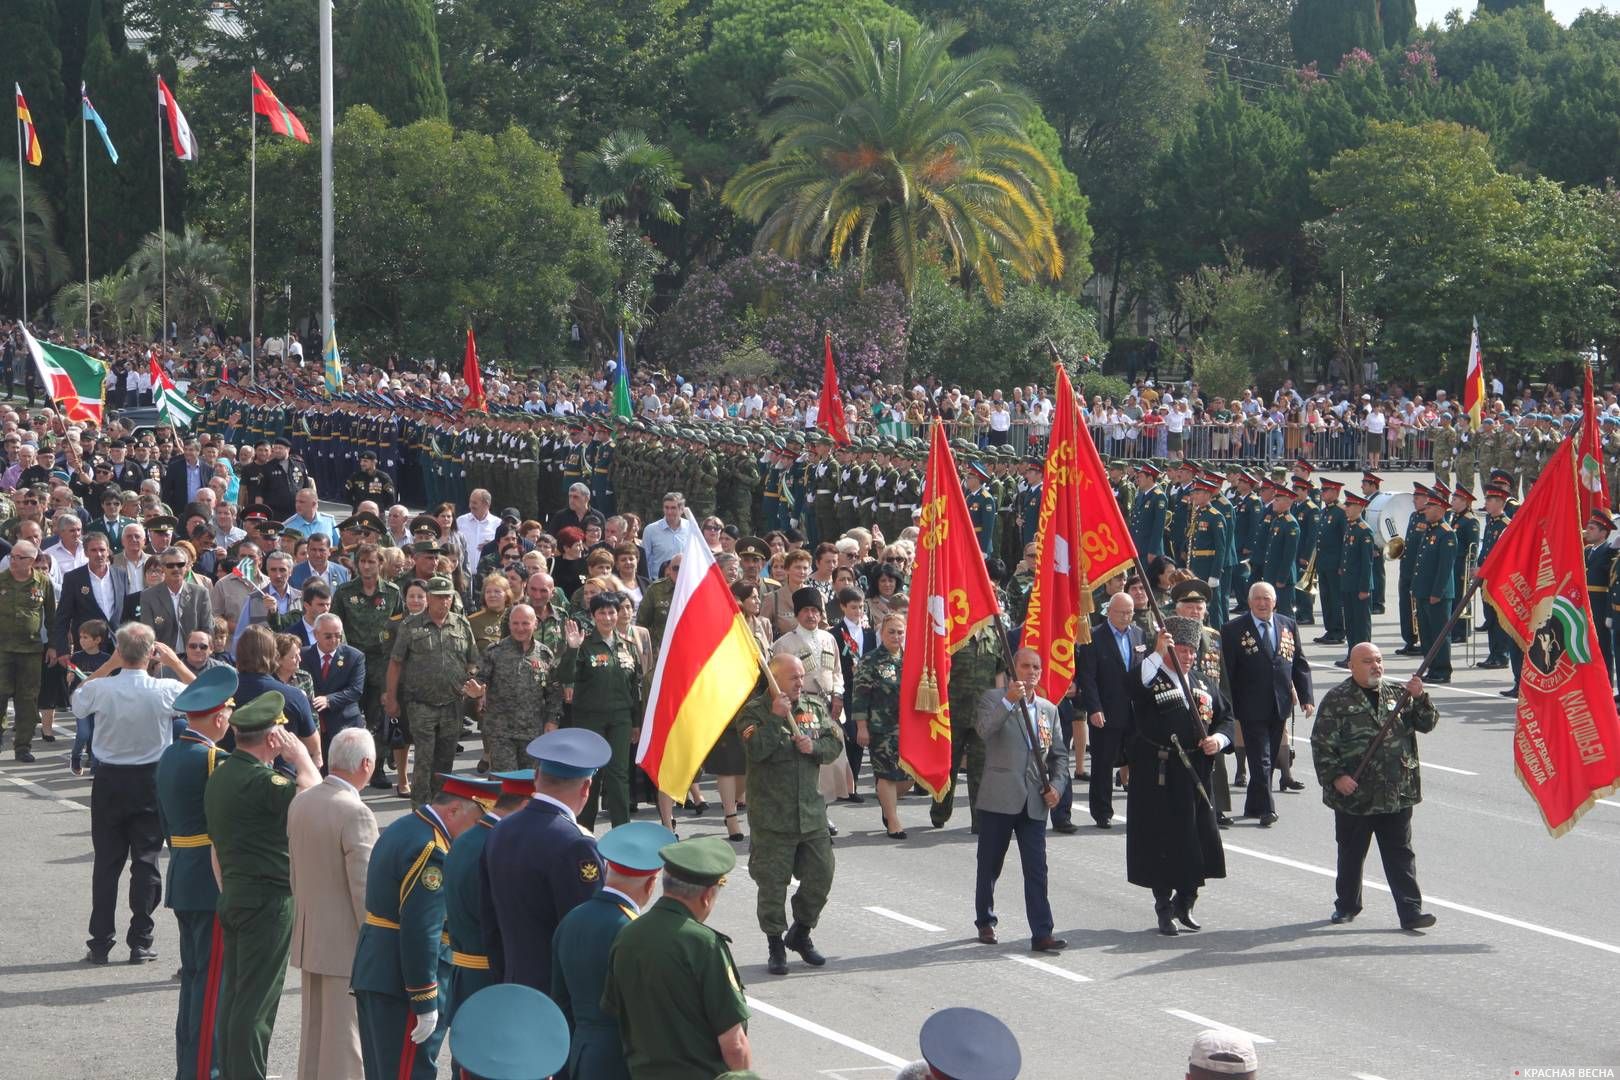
2;471;1617;1080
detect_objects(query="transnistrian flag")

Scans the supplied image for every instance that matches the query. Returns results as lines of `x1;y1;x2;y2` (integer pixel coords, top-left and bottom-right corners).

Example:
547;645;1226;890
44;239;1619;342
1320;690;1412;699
81;83;118;164
1478;437;1620;836
251;70;309;143
1577;365;1608;521
636;519;764;799
1463;316;1485;432
899;422;1002;799
612;329;633;419
150;353;201;428
20;326;104;423
15;84;42;166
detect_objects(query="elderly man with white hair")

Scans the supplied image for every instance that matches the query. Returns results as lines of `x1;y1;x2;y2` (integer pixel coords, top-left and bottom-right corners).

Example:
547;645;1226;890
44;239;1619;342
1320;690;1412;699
0;537;57;762
287;726;379;1079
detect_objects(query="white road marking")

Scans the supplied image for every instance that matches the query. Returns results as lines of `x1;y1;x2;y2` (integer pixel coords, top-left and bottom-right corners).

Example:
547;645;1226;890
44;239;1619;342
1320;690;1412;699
1;774;89;810
1164;1008;1275;1044
1351;1073;1395;1080
1007;954;1092;983
746;997;910;1068
1597;799;1620;810
863;906;945;932
1423;684;1502;698
1422;763;1479;776
1222;842;1620;957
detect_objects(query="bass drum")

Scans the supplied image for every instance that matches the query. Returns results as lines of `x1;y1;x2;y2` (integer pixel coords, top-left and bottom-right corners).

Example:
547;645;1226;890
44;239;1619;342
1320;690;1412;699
1368;492;1416;551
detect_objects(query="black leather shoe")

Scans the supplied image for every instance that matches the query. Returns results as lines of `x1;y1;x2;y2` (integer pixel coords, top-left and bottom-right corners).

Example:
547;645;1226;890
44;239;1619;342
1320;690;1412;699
1077;770;1091;781
766;934;788;975
1401;912;1437;931
1427;675;1451;684
1334;659;1350;669
1500;687;1519;698
1094;819;1114;830
1233;773;1248;788
1329;909;1357;925
1474;659;1507;670
369;775;392;790
129;946;157;964
783;922;826;967
1155;904;1179;936
1281;779;1305;792
1174;896;1201;931
1216;814;1233;828
1030;936;1068;953
1259;812;1279;827
1052;821;1079;834
1396;646;1424;657
83;949;109;965
977;925;998;945
837;793;863;805
14;749;35;763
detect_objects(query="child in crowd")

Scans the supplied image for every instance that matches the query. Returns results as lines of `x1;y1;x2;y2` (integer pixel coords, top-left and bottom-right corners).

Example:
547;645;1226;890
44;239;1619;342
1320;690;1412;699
67;619;114;777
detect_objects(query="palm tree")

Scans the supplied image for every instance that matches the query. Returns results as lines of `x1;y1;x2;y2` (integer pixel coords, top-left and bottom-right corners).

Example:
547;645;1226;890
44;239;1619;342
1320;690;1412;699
126;227;237;334
723;17;1063;303
54;265;159;341
0;169;72;318
574;130;690;225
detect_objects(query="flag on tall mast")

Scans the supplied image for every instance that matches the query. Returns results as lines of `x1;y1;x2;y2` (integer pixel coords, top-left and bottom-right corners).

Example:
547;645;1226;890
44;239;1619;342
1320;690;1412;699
1463;317;1485;432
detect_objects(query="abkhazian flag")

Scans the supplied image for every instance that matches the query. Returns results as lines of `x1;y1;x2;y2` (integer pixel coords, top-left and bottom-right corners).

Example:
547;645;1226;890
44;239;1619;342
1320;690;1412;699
1463;316;1485;432
15;84;42;166
149;353;201;427
81;83;118;164
20;325;104;423
899;422;1002;799
636;518;764;799
612;329;633;419
1479;437;1620;836
251;70;309;143
157;76;198;161
1578;365;1608;520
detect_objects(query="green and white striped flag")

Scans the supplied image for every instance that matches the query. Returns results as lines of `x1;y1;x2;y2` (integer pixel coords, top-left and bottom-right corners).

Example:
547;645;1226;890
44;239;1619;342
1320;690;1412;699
149;353;202;428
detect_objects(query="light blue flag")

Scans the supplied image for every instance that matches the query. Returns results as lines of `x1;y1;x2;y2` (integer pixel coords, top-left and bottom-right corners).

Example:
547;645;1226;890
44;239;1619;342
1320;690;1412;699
323;320;344;394
80;84;118;165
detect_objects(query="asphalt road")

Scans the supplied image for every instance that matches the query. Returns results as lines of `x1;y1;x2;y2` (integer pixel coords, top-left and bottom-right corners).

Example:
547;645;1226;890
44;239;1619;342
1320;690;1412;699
3;469;1618;1079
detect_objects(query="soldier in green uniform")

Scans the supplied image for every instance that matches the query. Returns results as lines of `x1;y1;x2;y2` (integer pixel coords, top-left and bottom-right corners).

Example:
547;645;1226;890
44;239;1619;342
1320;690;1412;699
809;438;838;544
1337;492;1377;665
353;773;494;1080
930;622;1005;832
1411;490;1457;682
733;652;842;976
717;435;761;536
1130;464;1168;557
1013;459;1043;554
1312;479;1349;647
1429;414;1456;488
687;433;721;520
1448;485;1480;646
0;539;53;761
156;667;238;1080
1261;484;1301;617
558;592;643;829
477;604;562;772
1185;477;1230;623
204;692;322;1080
332;543;404;789
550;820;675;1080
1291;477;1321;626
1312;643;1439;931
964;460;998;556
1231;471;1264;614
1395;484;1431;657
1478;484;1516;673
444;768;532;1039
1166;461;1196;565
1108;460;1137;529
385;576;483;806
602;836;752;1078
1453;418;1479;495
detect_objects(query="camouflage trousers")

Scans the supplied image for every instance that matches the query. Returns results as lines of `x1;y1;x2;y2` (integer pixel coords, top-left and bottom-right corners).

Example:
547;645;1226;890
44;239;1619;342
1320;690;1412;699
408;702;461;807
483;712;539;774
930;695;987;829
0;648;42;753
749;828;835;936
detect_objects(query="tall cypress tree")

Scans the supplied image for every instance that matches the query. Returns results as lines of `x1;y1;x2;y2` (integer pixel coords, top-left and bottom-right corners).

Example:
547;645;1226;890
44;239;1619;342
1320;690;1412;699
1478;0;1544;13
1381;0;1417;47
1;0;67;208
342;0;449;126
1289;0;1382;71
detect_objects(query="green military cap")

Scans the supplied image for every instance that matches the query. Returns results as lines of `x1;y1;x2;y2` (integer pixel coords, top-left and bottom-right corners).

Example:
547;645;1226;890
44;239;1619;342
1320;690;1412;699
409;514;441;536
336;516;360;533
659;835;736;887
770;435;787;451
425;575;456;595
281;524;306;541
411;540;443;556
351;511;384;534
735;535;770;560
146;515;178;534
230;691;286;732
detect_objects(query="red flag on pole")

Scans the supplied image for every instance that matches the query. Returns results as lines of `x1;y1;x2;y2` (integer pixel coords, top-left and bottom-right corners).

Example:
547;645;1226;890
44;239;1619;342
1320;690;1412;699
899;422;1002;798
463;328;486;413
1577;365;1608;520
251;71;310;143
817;334;851;447
1478;437;1620;836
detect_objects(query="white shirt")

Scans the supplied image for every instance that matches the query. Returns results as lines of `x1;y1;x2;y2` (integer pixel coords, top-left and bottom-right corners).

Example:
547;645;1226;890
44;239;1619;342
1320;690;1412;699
70;670;186;765
1365;411;1387;434
773;625;843;698
455;511;498;575
48;541;88;578
86;565;115;620
842;618;866;658
168;586;185;623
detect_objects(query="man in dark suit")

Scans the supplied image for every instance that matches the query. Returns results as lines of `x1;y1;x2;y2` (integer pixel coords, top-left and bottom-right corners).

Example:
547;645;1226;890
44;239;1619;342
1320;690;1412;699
831;586;877;793
1220;581;1313;826
480;728;611;996
299;613;367;764
137;546;214;660
1078;591;1144;829
54;531;128;657
161;440;207;514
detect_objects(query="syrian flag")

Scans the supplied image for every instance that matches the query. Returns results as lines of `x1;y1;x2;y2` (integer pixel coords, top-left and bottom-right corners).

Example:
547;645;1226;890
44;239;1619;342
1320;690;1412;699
20;326;105;423
157;76;198;161
150;353;201;427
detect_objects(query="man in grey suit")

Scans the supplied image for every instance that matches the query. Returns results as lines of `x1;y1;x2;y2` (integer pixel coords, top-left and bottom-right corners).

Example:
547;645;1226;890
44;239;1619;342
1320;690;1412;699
138;546;214;664
973;647;1070;953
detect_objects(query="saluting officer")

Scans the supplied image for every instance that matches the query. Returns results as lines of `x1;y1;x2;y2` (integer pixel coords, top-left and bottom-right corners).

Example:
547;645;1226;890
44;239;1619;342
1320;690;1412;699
558;592;643;829
353;773;495;1080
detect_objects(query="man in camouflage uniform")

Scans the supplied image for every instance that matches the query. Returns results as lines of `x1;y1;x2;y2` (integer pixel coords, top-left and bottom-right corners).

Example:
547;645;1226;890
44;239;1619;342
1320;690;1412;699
476;603;561;772
717;434;762;537
1311;642;1438;931
685;433;721;520
733;653;843;976
1428;415;1456;489
385;576;482;806
0;539;55;761
331;543;404;788
930;624;1005;832
1452;418;1479;495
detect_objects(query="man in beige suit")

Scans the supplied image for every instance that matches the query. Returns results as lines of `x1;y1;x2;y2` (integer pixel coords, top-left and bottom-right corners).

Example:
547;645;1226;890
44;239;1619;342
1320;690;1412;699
288;727;379;1079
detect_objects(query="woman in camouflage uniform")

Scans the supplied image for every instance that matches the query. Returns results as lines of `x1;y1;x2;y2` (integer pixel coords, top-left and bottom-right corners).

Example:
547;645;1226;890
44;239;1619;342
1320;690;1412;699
851;613;913;839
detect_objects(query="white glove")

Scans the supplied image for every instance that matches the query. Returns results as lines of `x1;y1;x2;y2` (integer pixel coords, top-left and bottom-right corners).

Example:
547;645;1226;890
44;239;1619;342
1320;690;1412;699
410;1009;438;1045
1207;577;1219;588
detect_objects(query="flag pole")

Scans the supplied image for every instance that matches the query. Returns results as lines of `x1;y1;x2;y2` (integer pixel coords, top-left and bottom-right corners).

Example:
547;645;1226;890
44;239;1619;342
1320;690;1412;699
82;87;90;337
318;0;335;381
157;77;166;351
17;97;27;323
249;71;257;387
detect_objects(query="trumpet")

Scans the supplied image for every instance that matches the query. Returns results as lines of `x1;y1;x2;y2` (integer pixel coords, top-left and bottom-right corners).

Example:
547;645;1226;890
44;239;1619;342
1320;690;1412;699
1384;535;1406;560
1298;547;1318;599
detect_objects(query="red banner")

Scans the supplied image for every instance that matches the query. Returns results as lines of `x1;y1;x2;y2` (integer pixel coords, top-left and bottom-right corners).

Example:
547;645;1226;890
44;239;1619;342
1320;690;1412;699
1578;366;1608;520
1479;438;1620;836
1024;365;1084;701
463;328;486;413
899;423;1001;799
818;334;850;446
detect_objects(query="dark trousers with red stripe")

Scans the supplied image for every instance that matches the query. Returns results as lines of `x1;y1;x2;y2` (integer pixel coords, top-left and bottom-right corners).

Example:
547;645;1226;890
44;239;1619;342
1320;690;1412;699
356;990;445;1080
174;910;222;1080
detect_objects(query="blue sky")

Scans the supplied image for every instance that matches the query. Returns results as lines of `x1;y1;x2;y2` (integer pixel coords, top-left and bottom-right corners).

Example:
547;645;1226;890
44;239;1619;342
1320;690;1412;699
1415;1;1614;27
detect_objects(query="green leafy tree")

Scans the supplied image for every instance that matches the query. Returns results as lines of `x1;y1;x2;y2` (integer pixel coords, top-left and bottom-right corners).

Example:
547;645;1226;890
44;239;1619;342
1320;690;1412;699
1023;112;1093;288
1290;0;1382;71
0;169;72;318
1;0;66;213
1177;247;1296;390
725;17;1062;303
906;264;1102;387
54;265;158;339
1382;0;1417;47
343;0;448;125
574;130;690;226
1186;0;1296;77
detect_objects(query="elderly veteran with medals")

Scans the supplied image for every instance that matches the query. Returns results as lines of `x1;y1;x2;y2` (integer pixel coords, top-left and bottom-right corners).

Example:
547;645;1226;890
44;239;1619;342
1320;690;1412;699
1125;616;1235;936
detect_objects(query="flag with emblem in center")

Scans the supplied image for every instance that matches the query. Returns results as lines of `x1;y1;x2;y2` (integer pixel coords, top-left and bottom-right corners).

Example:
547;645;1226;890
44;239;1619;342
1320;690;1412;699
150;354;201;428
